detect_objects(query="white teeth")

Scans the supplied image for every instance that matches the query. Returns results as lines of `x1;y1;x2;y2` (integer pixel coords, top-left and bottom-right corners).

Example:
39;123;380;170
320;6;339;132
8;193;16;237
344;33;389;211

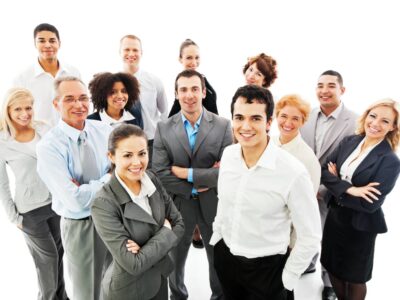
369;127;379;133
240;133;253;138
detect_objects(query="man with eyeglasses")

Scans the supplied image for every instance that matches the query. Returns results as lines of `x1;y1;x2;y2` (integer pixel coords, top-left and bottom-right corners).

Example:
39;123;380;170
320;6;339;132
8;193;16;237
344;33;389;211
13;23;80;126
37;76;112;300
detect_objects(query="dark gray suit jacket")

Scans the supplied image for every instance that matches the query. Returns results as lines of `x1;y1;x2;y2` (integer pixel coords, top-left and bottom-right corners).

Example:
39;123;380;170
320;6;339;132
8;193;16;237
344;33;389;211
321;135;400;233
91;171;184;300
152;109;233;224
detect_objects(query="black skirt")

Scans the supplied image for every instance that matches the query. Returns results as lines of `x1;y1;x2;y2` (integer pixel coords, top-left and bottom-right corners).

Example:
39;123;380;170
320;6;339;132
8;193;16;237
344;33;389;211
321;203;377;283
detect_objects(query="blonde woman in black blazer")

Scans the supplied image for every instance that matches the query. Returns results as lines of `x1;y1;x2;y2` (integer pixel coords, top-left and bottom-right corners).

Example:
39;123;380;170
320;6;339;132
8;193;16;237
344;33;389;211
91;124;184;300
0;88;68;300
321;99;400;300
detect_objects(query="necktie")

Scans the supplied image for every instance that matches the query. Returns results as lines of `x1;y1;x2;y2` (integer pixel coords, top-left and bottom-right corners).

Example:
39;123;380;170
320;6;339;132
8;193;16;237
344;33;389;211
78;131;100;184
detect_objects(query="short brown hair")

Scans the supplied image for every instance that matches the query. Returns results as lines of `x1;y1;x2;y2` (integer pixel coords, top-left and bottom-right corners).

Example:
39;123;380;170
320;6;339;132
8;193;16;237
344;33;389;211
243;53;278;88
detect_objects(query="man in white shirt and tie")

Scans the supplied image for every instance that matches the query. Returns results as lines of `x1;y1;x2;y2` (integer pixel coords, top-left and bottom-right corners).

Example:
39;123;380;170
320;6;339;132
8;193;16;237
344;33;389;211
14;23;80;126
210;85;321;300
120;34;168;166
37;76;112;300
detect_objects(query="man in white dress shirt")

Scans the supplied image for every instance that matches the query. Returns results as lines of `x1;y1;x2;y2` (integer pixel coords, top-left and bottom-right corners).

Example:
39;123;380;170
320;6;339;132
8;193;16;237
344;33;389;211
210;85;321;300
120;34;168;166
14;23;80;126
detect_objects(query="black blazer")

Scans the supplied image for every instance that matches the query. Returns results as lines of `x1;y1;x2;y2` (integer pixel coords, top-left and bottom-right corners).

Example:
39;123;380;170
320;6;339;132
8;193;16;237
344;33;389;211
168;75;218;117
321;134;400;233
87;102;144;129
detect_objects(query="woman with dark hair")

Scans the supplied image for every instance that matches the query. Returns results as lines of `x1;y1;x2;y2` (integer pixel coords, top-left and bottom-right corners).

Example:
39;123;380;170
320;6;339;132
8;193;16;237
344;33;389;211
321;99;400;300
168;39;218;117
0;88;68;300
243;53;278;88
91;124;184;300
87;72;143;128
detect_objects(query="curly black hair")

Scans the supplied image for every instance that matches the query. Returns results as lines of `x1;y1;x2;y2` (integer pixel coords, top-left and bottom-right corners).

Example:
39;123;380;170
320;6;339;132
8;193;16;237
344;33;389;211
88;72;140;112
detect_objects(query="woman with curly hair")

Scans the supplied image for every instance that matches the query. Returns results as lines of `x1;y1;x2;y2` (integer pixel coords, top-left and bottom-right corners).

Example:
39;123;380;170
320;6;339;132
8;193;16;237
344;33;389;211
87;72;143;128
243;53;278;88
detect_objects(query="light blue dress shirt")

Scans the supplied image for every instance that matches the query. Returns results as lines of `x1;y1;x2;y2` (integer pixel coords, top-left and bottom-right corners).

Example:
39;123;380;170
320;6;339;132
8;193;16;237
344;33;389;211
181;112;203;194
37;119;113;219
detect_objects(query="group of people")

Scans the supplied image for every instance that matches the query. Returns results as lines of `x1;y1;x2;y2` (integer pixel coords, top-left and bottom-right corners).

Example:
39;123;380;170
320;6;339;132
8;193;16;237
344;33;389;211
0;22;399;300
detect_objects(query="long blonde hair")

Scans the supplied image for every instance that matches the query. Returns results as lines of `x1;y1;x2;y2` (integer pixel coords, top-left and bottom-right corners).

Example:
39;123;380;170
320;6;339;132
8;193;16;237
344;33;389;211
0;88;35;137
355;98;400;151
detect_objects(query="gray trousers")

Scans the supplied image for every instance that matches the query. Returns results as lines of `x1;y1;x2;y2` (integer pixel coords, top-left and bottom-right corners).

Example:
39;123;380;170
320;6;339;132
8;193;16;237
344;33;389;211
169;196;223;300
21;203;68;300
307;197;332;287
61;217;109;300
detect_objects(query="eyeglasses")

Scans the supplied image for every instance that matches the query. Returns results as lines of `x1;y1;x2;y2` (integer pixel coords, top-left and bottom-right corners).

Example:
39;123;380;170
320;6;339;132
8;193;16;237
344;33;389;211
62;95;90;104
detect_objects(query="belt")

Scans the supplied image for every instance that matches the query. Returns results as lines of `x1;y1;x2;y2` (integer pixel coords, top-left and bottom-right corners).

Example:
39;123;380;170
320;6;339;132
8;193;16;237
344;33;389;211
190;194;199;201
64;216;91;221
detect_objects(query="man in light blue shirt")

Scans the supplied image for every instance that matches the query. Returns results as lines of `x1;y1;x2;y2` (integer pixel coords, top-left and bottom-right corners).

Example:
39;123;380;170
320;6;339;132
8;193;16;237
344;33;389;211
37;76;112;300
153;69;233;300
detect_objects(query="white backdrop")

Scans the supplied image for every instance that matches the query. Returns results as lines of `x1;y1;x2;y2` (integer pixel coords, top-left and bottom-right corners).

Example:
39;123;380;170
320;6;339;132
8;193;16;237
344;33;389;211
0;0;399;299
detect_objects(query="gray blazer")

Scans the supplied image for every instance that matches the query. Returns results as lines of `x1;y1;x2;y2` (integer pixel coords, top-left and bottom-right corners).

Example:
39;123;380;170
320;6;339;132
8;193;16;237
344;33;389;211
0;122;51;225
301;105;358;201
91;171;184;300
301;105;358;164
152;109;233;224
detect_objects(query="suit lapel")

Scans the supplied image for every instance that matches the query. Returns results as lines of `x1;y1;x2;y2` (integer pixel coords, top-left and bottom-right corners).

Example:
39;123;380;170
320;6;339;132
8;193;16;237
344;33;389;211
109;174;158;225
301;109;318;152
148;191;163;226
193;109;213;156
352;139;391;178
173;114;192;157
319;109;352;159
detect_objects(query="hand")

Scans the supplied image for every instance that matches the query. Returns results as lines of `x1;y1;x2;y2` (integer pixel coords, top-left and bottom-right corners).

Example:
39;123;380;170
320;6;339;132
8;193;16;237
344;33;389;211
126;239;141;254
197;188;209;193
171;166;188;179
17;223;23;230
346;182;381;203
71;179;80;187
164;219;172;230
212;161;220;168
327;162;338;177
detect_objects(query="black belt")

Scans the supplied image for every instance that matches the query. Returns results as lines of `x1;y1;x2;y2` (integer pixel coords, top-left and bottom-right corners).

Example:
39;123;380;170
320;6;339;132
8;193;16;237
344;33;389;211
64;216;91;221
190;194;199;200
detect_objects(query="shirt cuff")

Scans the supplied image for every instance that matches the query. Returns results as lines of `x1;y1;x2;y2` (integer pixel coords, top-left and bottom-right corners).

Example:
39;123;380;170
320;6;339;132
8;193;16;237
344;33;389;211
282;268;300;291
187;168;193;183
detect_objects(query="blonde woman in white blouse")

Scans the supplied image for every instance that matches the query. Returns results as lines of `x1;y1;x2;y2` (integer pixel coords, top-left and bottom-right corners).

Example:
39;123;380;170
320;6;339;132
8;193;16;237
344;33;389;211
321;99;400;300
0;88;68;300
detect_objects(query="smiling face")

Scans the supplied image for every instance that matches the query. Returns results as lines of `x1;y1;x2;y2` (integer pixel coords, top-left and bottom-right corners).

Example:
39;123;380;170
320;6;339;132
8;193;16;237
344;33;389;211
176;75;205;116
53;80;89;130
179;45;200;70
364;105;395;142
35;30;60;62
107;81;128;114
244;63;265;87
232;97;271;151
8;97;34;130
316;75;344;115
120;37;142;71
276;105;304;143
109;135;148;184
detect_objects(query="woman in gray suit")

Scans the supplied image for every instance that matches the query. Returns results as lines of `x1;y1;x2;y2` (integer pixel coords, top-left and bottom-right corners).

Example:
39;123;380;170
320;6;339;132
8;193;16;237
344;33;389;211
0;88;68;300
91;124;184;300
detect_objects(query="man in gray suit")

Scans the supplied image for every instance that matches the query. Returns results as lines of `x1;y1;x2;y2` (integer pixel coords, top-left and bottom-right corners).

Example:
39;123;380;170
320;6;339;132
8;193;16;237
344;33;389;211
153;69;232;300
301;70;358;300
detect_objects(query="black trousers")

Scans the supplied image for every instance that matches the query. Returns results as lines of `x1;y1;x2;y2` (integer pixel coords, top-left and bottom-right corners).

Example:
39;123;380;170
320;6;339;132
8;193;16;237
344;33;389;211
214;239;294;300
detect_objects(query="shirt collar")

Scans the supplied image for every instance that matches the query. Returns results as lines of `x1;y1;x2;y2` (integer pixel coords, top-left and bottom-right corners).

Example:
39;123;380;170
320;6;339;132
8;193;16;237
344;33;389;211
58;119;87;143
115;171;156;199
318;102;344;119
99;110;135;126
235;138;278;170
181;110;203;128
273;133;302;149
33;58;69;77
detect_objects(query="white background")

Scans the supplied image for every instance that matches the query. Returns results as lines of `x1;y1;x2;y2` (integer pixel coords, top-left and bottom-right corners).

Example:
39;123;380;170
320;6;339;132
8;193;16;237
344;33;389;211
0;0;399;299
